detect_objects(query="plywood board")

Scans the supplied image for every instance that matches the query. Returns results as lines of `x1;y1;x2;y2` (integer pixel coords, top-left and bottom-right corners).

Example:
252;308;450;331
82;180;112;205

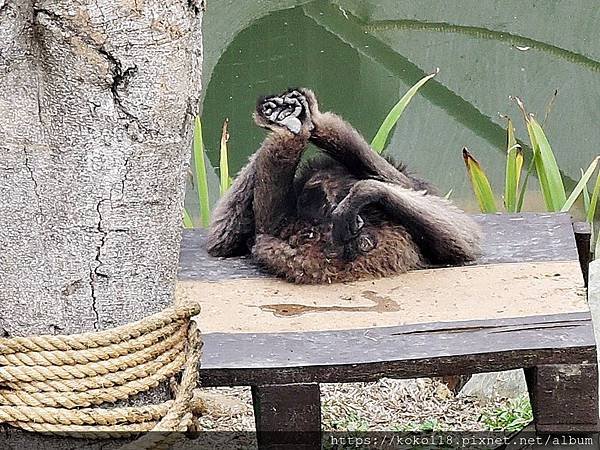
177;260;586;334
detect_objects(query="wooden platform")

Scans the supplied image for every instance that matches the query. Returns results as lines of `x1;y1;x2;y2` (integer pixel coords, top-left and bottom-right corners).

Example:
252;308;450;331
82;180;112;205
179;261;586;334
178;213;598;447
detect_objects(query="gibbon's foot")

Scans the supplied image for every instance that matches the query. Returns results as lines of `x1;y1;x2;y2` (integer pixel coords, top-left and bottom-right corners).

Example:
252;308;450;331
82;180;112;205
257;89;313;134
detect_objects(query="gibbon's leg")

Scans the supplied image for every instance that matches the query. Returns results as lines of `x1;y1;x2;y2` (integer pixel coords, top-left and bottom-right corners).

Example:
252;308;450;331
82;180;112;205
252;130;309;234
332;179;482;265
206;154;258;256
299;89;416;188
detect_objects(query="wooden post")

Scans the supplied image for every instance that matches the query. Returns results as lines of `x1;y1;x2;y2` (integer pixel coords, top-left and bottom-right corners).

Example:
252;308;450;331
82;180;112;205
525;363;599;433
573;222;592;287
251;383;321;450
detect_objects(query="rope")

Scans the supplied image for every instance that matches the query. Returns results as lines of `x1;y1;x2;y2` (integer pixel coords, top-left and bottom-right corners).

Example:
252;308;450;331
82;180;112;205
0;300;203;448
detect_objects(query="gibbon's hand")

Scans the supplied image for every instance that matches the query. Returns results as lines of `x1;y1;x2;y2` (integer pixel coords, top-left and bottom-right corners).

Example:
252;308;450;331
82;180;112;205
255;89;314;135
331;209;378;261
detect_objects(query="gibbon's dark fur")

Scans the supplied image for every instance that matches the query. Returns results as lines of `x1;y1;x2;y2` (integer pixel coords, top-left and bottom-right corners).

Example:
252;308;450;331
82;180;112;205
206;88;481;284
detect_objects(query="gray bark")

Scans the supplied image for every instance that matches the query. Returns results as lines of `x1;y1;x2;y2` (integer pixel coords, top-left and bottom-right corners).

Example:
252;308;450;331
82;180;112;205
0;0;203;446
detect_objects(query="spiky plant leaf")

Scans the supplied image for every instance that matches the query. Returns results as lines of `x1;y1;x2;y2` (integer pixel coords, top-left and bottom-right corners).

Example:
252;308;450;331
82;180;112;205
463;148;497;213
371;69;438;153
504;117;522;212
193;116;211;228
219;119;231;195
183;208;194;229
561;157;599;212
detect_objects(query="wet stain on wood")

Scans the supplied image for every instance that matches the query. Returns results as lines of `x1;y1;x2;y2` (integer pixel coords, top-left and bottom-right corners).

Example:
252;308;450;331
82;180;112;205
258;290;401;317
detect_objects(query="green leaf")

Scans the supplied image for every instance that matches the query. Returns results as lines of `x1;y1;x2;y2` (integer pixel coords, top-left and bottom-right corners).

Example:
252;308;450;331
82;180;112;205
516;156;535;213
512;96;567;212
182;208;194;229
219;119;231;195
371;69;438;153
587;167;600;223
506;116;518;153
561;157;599;212
527;117;566;211
504;117;522;212
463;148;497;213
193;116;211;228
505;144;523;212
582;168;591;215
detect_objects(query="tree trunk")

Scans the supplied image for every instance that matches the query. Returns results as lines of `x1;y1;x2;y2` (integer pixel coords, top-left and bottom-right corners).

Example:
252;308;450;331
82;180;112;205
0;0;203;446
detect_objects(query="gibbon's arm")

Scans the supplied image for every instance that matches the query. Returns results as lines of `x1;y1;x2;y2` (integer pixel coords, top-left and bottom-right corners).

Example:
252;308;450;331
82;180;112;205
252;90;313;234
298;89;414;187
252;129;309;234
206;129;309;255
207;89;311;256
206;154;257;256
332;179;481;265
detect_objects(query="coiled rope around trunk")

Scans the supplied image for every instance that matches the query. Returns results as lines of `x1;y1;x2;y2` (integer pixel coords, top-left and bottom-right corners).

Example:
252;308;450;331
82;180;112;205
0;300;202;448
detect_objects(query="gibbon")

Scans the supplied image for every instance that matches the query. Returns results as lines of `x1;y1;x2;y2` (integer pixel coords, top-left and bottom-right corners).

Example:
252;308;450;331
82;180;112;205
206;88;481;284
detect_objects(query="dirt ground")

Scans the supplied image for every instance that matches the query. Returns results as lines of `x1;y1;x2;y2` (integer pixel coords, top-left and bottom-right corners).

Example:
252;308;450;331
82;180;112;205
195;377;516;432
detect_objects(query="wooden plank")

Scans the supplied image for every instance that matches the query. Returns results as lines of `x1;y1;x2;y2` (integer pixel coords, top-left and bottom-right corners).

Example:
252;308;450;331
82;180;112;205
525;363;599;433
179;213;579;281
472;213;578;265
177;232;264;281
199;313;596;387
252;383;321;449
573;221;592;287
179;230;267;281
179;261;586;334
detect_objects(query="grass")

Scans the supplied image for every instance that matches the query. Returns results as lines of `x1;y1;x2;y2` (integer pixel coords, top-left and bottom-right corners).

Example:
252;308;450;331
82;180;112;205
195;380;532;441
219;118;231;195
463;148;497;213
391;418;441;432
480;395;532;433
464;96;599;217
192;116;211;228
503;117;523;213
